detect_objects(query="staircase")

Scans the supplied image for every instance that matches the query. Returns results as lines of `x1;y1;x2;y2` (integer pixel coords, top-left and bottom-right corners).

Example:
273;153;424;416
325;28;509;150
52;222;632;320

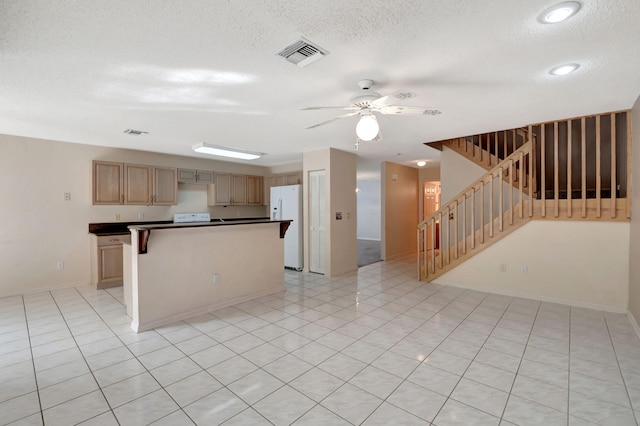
418;111;631;282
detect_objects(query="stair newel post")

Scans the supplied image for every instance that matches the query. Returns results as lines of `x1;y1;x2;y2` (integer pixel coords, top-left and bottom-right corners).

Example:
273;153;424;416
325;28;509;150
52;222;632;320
509;159;514;225
554;121;559;218
529;126;535;218
541;123;546;217
462;192;467;255
596;115;602;218
489;174;494;238
470;188;476;250
567;120;573;218
480;182;485;244
430;217;436;275
519;151;524;219
454;199;459;259
417;227;421;280
528;141;536;217
611;113;617;219
581;117;587;218
499;167;504;232
438;212;443;270
627;111;632;219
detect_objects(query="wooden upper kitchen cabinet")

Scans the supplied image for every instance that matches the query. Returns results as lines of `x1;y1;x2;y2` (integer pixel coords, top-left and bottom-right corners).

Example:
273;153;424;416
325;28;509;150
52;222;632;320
152;166;178;205
93;161;177;205
124;164;152;204
93;161;124;204
208;172;231;205
208;173;264;206
177;168;214;184
246;175;263;205
231;174;247;205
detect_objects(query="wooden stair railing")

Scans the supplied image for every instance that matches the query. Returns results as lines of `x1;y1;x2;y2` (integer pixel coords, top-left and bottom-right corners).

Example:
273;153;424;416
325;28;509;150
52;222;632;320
418;140;534;281
440;128;535;197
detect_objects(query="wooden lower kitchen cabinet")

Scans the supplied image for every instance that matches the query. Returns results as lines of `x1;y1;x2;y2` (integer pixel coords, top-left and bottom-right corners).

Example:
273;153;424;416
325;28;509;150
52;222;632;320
90;234;131;289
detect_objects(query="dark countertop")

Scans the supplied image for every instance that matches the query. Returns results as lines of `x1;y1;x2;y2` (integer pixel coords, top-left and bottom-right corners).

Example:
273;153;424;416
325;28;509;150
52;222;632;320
126;219;291;254
89;217;270;235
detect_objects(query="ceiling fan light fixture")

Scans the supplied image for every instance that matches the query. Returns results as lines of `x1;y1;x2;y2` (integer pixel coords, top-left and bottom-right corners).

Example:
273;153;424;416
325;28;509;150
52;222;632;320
355;112;379;141
192;143;262;160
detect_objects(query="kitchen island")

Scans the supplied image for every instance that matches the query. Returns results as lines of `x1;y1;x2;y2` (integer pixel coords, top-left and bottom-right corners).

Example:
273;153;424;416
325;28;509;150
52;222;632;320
123;219;291;332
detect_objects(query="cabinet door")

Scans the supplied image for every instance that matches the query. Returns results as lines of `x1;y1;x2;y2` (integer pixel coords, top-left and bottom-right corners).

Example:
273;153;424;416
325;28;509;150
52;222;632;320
214;173;231;205
178;168;197;184
231;174;247;205
246;175;263;205
153;167;178;205
196;170;214;184
124;164;152;205
274;175;287;186
286;172;302;185
93;161;123;204
98;244;124;286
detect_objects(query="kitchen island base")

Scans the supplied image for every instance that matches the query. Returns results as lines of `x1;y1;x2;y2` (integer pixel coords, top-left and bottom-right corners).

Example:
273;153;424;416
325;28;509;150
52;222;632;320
124;221;289;332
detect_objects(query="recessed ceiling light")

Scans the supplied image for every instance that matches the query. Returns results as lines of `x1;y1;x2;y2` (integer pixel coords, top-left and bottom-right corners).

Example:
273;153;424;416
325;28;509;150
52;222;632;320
192;143;262;160
549;63;580;76
417;161;427;167
538;2;581;24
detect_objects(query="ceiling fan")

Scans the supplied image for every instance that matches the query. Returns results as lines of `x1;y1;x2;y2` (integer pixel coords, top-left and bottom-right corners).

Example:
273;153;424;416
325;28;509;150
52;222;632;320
302;79;443;147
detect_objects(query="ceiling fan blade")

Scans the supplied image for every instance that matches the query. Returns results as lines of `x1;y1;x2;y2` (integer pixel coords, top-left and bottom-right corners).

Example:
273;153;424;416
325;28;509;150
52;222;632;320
306;111;360;129
301;106;360;111
370;90;416;107
378;106;443;116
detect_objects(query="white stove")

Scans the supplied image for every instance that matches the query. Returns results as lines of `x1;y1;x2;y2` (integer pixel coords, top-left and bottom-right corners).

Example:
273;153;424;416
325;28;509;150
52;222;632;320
173;213;211;223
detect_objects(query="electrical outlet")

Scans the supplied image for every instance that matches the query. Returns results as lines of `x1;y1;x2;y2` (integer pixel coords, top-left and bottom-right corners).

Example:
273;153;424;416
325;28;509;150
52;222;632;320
499;263;507;272
138;212;144;220
213;274;220;284
64;192;71;201
521;265;528;275
115;213;121;221
57;262;64;270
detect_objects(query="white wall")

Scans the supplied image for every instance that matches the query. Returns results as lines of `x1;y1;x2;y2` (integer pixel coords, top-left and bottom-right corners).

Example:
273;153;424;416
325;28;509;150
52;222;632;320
435;221;630;311
440;145;485;204
0;134;269;297
356;159;381;240
629;96;640;326
302;148;357;276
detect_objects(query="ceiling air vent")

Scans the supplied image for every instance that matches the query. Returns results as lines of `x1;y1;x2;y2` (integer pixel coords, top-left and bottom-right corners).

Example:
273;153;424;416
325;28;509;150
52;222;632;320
123;129;148;135
277;37;328;68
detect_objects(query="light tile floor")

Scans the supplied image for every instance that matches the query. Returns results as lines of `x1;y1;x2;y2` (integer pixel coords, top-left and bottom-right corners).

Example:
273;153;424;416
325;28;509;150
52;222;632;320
1;257;640;425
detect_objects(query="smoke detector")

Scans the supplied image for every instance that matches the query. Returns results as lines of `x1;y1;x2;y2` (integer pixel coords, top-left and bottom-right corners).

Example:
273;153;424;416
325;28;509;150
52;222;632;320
277;37;329;67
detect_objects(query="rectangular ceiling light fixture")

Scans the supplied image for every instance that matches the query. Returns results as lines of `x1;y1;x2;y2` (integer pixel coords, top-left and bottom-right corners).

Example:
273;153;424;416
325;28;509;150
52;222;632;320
192;143;262;160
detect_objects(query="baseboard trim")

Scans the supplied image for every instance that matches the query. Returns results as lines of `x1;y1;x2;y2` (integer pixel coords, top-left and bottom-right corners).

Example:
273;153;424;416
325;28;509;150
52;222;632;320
357;238;381;242
628;311;640;340
132;285;284;333
0;280;92;299
431;279;628;314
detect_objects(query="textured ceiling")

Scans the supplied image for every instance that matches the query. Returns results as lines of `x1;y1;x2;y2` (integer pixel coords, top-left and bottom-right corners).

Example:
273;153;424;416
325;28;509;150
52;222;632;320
1;0;639;167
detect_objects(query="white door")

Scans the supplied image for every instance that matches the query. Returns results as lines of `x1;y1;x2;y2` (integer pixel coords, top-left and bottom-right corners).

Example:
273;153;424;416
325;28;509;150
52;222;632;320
309;170;326;274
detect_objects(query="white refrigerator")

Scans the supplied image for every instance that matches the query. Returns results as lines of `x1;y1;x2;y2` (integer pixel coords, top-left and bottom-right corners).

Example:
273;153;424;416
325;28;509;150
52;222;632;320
271;184;303;270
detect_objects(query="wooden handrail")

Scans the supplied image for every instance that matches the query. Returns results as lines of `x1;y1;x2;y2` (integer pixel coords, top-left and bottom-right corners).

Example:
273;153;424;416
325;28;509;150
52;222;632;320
418;141;533;228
